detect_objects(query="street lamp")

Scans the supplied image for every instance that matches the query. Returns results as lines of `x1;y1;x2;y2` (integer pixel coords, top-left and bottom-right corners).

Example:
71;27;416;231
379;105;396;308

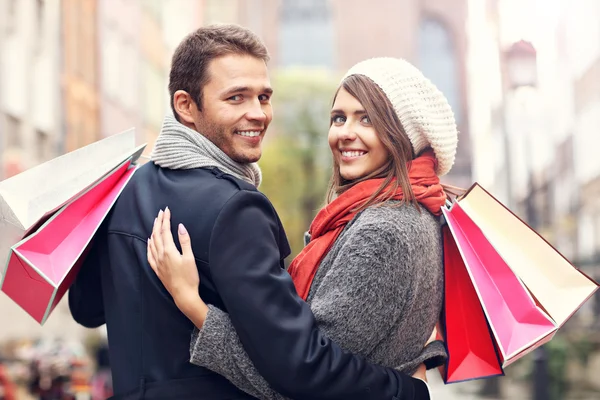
505;39;539;226
500;39;538;211
505;40;538;89
505;39;548;400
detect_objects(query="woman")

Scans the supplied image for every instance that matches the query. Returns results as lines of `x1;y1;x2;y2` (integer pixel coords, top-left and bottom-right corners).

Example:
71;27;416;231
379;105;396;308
148;57;458;399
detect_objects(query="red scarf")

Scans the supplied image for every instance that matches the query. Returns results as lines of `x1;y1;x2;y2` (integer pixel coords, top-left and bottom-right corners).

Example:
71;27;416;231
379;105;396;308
288;151;446;300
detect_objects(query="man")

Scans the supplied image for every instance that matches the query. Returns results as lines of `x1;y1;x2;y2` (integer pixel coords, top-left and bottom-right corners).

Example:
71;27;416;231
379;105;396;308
69;24;432;399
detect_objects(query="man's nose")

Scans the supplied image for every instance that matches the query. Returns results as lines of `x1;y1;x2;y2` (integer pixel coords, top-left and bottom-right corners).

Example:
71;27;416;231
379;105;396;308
245;100;268;122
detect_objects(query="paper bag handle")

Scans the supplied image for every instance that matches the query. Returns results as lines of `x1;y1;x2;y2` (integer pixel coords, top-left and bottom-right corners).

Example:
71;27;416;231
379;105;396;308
442;184;467;208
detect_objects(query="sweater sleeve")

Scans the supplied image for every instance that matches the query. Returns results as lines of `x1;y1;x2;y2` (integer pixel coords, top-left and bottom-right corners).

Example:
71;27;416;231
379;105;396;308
190;306;287;400
190;204;431;400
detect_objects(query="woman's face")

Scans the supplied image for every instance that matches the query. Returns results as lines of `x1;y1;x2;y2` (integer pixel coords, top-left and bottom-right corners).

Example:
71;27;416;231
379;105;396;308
328;87;390;181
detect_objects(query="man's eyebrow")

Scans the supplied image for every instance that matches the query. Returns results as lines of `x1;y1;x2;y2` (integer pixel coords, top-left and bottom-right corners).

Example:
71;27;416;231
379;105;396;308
221;86;273;97
221;86;249;97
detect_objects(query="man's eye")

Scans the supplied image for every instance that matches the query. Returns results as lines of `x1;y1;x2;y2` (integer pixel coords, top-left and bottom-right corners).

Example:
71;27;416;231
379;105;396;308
228;95;242;101
259;94;271;101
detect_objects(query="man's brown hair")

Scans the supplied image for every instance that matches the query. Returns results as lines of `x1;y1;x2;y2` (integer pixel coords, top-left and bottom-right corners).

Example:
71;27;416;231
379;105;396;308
168;24;270;120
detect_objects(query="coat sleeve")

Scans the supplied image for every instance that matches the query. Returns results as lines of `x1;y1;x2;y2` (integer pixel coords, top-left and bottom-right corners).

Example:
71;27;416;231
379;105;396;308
191;190;429;400
68;225;106;328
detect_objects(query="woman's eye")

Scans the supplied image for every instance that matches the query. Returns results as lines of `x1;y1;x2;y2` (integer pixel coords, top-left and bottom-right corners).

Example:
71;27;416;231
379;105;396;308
361;115;371;124
332;115;345;124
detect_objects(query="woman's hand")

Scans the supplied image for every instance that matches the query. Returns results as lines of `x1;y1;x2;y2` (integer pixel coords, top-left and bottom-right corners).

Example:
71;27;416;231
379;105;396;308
412;363;427;383
147;207;208;328
412;322;443;384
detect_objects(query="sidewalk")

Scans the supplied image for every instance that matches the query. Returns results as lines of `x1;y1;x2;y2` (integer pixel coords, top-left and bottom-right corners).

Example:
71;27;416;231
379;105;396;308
427;372;534;400
428;372;482;400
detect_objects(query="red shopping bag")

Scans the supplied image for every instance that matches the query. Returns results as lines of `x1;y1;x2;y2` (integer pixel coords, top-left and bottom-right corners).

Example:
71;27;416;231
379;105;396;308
0;160;136;324
443;202;557;368
441;225;503;383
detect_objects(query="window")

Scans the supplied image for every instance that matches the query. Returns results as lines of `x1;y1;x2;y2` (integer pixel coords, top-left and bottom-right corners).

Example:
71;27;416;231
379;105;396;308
71;0;83;76
5;0;17;35
279;0;335;68
418;17;462;124
143;0;163;22
36;0;45;43
102;29;121;99
578;212;595;260
141;62;166;129
121;40;138;110
204;0;238;24
82;1;97;85
6;115;22;148
36;130;50;161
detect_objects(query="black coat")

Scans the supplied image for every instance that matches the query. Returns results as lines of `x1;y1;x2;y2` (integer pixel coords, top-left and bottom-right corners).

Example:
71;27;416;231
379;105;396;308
69;163;428;400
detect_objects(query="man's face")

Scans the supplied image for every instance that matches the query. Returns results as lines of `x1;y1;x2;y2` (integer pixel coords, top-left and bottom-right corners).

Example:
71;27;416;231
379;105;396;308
191;54;273;164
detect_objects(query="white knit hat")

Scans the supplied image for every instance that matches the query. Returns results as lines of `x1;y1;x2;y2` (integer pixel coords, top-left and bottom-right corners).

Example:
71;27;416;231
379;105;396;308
342;57;458;176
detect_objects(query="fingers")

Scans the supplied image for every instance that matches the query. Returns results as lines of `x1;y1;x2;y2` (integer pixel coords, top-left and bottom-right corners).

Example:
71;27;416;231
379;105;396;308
178;223;194;260
161;207;177;253
147;239;158;274
152;209;165;258
148;220;160;274
150;208;188;274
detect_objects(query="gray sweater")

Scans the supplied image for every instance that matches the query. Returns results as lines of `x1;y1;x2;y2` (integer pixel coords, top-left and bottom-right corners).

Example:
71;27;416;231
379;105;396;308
189;203;447;399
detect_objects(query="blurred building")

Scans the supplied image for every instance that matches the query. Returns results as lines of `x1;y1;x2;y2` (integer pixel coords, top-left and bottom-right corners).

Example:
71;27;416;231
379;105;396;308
233;0;474;187
0;0;62;180
62;0;100;153
568;0;600;270
97;0;202;155
138;0;168;155
0;0;88;342
0;0;203;341
469;0;600;325
564;0;600;323
0;0;91;342
97;0;143;140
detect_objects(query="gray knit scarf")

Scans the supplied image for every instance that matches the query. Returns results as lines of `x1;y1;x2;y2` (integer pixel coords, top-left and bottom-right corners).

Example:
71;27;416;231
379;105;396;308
150;114;262;187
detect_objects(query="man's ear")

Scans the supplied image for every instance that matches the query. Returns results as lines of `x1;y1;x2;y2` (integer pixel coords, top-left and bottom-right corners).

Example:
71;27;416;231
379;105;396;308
173;90;197;124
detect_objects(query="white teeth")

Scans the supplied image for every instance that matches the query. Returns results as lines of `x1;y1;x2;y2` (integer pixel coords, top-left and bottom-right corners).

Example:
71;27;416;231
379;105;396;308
236;131;261;137
341;151;366;157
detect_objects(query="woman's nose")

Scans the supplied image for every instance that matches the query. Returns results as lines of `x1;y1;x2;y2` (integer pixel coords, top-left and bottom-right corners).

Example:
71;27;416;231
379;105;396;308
337;123;357;141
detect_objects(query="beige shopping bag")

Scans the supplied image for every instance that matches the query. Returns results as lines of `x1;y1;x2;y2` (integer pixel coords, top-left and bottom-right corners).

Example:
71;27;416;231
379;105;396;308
457;184;599;327
0;129;145;280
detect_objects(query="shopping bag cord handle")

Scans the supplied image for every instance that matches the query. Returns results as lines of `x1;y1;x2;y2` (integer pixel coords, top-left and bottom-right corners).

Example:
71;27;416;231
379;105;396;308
441;183;467;201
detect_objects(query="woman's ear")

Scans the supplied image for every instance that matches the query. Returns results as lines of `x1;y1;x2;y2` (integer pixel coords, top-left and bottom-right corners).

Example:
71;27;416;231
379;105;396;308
173;90;197;125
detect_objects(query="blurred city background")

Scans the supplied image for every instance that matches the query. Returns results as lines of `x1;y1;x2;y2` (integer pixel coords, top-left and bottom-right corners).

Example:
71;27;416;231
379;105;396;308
0;0;599;399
